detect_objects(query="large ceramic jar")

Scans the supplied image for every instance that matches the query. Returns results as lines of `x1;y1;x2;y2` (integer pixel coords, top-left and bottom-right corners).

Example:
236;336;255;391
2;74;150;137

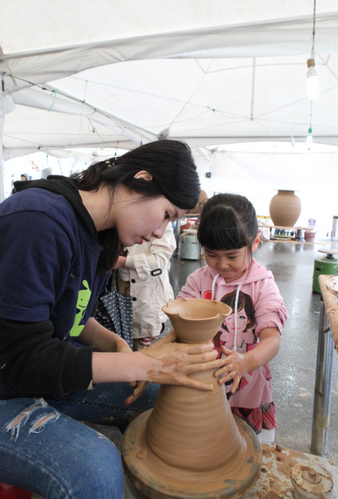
269;190;301;227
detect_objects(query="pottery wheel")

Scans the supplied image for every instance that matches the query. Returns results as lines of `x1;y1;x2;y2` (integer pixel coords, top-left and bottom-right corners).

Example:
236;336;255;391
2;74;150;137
122;409;261;499
290;463;333;498
318;248;338;259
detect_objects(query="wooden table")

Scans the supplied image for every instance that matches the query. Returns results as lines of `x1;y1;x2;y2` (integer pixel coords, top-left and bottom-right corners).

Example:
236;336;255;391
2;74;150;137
311;274;338;456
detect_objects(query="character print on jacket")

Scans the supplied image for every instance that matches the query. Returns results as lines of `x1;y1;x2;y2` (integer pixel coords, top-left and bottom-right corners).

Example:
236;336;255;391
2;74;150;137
213;290;257;391
69;280;92;337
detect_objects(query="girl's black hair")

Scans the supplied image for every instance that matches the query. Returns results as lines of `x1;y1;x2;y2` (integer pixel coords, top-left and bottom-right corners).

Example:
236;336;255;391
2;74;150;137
197;193;258;258
71;140;200;272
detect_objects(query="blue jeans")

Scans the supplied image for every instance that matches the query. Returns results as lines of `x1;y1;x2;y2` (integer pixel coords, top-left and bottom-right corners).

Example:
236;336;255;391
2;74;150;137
0;382;159;499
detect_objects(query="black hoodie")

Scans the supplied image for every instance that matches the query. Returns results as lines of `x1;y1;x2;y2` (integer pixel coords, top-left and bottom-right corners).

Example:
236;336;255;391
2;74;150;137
0;176;107;399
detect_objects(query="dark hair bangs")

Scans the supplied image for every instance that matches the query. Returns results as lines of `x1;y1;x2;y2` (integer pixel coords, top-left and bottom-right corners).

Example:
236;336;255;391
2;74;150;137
198;207;249;250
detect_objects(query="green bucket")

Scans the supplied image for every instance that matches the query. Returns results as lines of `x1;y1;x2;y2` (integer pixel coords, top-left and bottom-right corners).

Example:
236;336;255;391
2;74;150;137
312;252;338;293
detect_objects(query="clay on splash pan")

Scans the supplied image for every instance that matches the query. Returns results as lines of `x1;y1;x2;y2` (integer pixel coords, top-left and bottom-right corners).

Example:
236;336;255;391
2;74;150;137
122;298;262;499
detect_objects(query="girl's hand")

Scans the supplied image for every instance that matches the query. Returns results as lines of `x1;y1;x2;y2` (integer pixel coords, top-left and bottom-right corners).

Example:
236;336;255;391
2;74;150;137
139;336;156;347
214;346;252;393
141;330;227;391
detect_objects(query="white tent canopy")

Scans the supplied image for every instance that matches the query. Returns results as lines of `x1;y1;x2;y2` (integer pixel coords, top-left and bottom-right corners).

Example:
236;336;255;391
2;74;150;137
1;0;338;161
1;1;338;225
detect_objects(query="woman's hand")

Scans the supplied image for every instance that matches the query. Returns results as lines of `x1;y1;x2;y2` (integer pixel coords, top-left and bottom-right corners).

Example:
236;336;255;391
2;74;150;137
124;380;149;405
114;336;132;353
214;347;252;393
80;317;131;353
141;330;227;391
114;336;150;405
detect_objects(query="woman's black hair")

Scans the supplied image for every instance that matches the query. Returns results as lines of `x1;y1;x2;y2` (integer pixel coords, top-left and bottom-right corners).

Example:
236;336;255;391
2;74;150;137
71;140;200;272
197;193;258;259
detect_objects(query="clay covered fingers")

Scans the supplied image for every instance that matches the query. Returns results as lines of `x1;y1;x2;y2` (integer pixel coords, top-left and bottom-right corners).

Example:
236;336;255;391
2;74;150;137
141;330;226;390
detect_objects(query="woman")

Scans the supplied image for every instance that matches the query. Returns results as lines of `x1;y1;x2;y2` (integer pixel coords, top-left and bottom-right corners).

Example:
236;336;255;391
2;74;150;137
0;140;227;499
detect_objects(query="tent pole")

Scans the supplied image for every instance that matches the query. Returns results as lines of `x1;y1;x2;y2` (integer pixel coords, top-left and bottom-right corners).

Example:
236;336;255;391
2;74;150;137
0;92;15;202
250;57;256;121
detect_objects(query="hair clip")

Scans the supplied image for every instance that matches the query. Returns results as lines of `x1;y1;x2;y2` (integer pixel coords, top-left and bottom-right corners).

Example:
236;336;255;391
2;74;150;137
105;159;117;167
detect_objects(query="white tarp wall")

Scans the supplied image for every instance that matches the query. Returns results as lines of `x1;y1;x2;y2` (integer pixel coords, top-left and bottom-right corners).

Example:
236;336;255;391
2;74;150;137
194;148;338;237
1;1;338;214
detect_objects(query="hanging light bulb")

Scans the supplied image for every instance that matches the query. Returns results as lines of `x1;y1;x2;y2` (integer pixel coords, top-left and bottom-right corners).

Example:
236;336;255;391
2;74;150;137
306;127;313;149
307;59;319;99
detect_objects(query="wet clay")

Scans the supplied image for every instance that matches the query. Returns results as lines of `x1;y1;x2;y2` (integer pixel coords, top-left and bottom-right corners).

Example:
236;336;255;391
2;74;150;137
122;298;262;499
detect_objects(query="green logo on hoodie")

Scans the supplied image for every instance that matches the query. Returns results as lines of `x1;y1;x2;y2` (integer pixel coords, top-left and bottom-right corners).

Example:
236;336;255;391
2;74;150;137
69;280;92;337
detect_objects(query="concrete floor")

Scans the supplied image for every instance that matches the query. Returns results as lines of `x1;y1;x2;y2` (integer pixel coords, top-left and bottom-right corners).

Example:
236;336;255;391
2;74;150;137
170;237;338;466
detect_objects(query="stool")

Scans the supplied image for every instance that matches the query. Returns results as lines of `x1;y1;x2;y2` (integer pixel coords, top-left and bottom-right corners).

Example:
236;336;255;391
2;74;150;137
0;482;32;498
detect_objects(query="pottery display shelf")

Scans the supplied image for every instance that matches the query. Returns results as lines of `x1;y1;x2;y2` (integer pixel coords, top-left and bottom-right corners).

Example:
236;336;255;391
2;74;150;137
124;444;338;499
270;226;314;243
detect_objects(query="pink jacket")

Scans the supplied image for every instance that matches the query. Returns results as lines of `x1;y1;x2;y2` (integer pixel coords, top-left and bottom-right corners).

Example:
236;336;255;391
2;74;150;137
177;259;288;408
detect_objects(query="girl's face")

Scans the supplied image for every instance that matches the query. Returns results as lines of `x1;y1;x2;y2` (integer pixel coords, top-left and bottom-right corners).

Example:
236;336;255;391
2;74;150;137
203;247;251;283
203;234;260;283
114;193;186;247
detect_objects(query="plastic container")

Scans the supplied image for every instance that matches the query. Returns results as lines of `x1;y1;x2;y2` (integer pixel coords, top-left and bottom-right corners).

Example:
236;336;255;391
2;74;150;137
0;482;32;498
305;231;316;242
180;231;199;260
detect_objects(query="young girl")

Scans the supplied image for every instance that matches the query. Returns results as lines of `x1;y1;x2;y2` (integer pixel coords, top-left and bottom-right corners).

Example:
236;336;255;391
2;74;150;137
178;193;288;444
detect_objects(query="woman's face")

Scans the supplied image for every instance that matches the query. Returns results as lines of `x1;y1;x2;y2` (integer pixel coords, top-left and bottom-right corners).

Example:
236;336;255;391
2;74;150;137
114;192;186;247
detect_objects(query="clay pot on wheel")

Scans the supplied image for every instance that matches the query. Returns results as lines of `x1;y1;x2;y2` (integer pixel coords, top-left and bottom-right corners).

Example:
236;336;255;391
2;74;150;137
269;190;301;227
122;298;262;499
